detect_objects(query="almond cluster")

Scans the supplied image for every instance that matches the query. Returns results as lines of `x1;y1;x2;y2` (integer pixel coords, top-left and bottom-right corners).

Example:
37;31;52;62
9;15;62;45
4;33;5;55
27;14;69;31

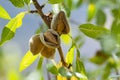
29;11;70;58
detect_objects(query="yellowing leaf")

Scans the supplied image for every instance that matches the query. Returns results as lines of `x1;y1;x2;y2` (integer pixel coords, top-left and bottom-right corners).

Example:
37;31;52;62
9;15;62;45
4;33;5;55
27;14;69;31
0;12;26;46
57;75;78;80
66;46;75;64
61;34;71;45
71;76;78;80
56;61;62;69
19;50;39;72
87;3;96;21
57;75;67;80
7;70;21;80
7;12;26;29
0;5;11;20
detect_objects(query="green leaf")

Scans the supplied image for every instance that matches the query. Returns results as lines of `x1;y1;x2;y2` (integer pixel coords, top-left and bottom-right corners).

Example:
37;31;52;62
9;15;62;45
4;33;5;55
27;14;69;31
76;49;80;58
0;27;14;46
111;20;120;35
66;0;73;10
100;34;116;54
75;58;88;79
111;19;120;45
74;72;88;80
59;67;72;77
116;52;120;57
96;9;106;26
76;58;86;75
48;0;63;4
66;46;75;64
37;56;44;70
89;0;97;3
87;3;96;21
0;5;11;20
102;63;111;80
24;0;30;5
0;12;26;46
90;51;109;64
62;0;72;17
112;9;120;19
37;56;44;80
63;5;71;17
46;63;58;75
19;50;39;72
75;0;83;8
79;24;109;39
10;0;25;8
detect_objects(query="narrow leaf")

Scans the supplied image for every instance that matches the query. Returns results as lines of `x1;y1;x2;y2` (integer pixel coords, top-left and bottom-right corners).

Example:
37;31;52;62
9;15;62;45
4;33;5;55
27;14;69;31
76;49;80;58
66;46;75;64
112;9;120;19
66;0;73;10
101;34;116;54
79;24;109;39
0;12;26;46
59;67;72;77
74;72;88;80
37;56;44;70
102;63;111;80
10;0;25;8
57;75;67;80
75;0;83;8
24;0;30;5
63;5;71;17
37;56;44;80
111;20;120;35
61;34;71;45
8;70;21;80
90;51;109;65
19;50;38;72
87;3;96;21
46;63;58;75
76;59;86;75
96;9;106;26
0;5;11;20
48;0;63;4
111;19;120;45
71;76;78;80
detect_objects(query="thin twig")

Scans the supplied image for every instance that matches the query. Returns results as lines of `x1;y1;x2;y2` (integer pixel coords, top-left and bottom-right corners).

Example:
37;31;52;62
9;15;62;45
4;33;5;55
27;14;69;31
32;0;51;28
57;46;68;67
29;10;38;13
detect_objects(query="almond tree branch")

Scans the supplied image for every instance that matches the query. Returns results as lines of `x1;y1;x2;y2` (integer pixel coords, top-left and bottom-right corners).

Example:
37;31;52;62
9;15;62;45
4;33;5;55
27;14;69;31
32;0;68;68
32;0;51;28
